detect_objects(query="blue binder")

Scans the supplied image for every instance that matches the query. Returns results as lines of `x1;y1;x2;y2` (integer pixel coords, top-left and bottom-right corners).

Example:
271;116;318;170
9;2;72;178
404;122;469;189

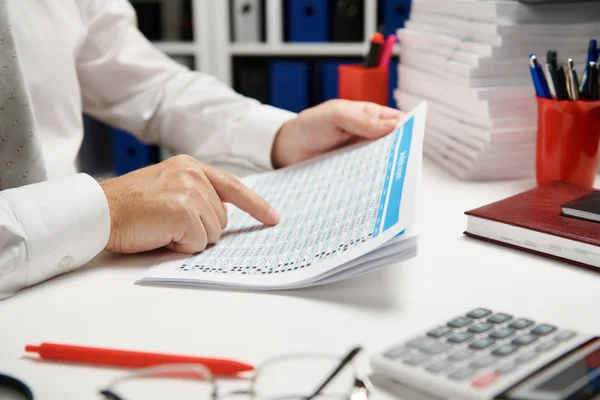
286;0;329;42
110;128;159;176
381;0;412;37
317;58;359;102
269;60;310;113
388;59;399;107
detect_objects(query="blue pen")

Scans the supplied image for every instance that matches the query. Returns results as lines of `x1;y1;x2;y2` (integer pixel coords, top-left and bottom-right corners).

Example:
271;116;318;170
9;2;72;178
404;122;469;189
535;61;551;99
581;39;599;95
529;54;546;98
588;39;598;64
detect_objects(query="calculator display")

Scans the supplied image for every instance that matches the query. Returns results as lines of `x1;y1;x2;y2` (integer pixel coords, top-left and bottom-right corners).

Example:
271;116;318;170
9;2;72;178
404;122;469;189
501;338;600;400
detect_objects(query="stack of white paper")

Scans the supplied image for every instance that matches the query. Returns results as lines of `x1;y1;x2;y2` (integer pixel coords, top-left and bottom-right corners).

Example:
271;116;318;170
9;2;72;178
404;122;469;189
137;102;427;290
394;0;600;181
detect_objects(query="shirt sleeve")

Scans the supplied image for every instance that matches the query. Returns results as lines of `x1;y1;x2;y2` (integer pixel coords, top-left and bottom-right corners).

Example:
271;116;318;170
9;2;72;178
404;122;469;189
75;0;296;173
0;174;110;300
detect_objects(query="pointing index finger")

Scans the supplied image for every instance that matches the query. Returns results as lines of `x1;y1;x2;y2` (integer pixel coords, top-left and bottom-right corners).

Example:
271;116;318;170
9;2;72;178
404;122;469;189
203;167;280;226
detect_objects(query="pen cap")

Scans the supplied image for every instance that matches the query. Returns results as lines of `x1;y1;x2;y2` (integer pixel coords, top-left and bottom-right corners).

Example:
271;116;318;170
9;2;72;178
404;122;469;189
338;64;388;106
535;97;600;187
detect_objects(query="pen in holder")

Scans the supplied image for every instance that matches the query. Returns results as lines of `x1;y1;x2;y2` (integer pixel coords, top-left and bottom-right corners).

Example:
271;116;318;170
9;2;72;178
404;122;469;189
338;64;388;106
536;97;600;187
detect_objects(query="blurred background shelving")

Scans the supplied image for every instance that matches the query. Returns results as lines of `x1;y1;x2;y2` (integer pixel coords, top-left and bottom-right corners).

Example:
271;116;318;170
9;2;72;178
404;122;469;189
80;0;411;179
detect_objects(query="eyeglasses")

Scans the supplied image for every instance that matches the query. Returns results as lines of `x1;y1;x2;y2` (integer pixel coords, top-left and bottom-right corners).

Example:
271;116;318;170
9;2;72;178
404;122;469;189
0;373;34;400
99;346;371;400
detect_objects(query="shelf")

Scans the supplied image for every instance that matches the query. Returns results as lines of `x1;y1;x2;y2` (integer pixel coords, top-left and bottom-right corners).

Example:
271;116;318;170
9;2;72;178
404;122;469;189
229;43;369;56
152;42;197;55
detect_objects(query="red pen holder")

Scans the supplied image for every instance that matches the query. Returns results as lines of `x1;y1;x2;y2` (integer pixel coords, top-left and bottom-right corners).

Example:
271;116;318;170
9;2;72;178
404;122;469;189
536;97;600;187
338;64;388;106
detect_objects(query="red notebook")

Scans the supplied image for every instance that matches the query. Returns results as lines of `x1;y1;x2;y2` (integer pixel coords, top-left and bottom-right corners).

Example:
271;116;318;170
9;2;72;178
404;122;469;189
463;181;600;272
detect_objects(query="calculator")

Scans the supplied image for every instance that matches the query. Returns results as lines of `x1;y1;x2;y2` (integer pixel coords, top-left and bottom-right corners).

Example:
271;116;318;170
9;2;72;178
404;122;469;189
370;307;600;400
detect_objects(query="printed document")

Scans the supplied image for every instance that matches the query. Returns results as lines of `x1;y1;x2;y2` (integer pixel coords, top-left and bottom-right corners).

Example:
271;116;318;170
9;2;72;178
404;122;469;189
137;102;427;290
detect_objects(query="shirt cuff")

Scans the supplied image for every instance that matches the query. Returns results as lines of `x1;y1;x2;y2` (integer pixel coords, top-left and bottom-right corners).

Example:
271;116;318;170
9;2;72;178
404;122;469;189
1;173;110;288
230;104;297;170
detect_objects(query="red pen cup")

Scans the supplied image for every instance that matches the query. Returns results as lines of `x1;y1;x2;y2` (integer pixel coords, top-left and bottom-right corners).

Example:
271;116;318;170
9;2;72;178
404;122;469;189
338;64;388;106
536;97;600;187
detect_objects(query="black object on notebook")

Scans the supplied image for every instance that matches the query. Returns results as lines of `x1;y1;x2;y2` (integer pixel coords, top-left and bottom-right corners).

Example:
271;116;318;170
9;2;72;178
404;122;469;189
561;191;600;222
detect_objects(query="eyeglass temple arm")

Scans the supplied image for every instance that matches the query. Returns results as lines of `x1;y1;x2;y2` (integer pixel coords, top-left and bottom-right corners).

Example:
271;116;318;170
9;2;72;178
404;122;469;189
304;347;362;400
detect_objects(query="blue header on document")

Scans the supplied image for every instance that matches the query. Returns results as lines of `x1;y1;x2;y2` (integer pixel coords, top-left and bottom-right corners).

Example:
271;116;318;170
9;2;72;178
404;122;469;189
372;116;414;238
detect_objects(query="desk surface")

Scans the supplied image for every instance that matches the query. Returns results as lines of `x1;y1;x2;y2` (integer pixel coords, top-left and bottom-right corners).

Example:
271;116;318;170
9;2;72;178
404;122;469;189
1;158;599;400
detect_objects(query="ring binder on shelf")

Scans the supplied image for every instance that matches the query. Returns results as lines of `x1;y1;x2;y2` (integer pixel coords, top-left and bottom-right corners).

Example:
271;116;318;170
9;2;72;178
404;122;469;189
230;0;264;43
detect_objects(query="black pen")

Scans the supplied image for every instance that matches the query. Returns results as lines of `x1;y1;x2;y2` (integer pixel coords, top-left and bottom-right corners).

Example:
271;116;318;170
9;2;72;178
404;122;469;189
363;32;384;68
588;61;598;101
547;50;569;100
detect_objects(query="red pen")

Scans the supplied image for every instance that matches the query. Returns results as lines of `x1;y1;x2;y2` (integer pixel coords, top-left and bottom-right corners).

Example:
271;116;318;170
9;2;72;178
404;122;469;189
378;34;397;67
25;342;254;376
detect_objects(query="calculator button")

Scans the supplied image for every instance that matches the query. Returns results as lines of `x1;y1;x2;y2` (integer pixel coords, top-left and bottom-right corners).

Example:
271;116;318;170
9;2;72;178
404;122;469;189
488;313;512;324
448;316;473;328
427;326;453;338
469;338;496;350
404;353;430;366
449;348;475;361
448;332;474;344
492;344;519;357
536;341;558;353
554;330;576;342
509;319;535;330
426;359;453;373
516;351;537;364
448;367;476;381
467;308;492;319
490;327;515;340
531;324;557;336
470;355;497;370
406;337;452;355
384;346;412;360
496;362;519;375
512;333;539;346
469;323;494;334
472;372;499;388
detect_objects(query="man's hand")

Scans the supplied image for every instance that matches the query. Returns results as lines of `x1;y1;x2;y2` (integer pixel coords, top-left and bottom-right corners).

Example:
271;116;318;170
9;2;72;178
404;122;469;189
99;155;280;254
271;99;404;168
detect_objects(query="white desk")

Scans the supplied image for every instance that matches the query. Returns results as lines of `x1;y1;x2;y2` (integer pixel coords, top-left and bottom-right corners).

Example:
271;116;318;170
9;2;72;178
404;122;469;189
1;158;599;400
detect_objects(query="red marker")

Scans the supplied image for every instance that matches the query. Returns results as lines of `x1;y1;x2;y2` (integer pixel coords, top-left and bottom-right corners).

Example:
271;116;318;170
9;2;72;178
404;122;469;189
363;32;385;68
378;35;397;67
25;342;254;376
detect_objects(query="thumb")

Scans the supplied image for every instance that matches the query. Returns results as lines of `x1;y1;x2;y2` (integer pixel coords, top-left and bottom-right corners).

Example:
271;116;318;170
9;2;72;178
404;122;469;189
333;101;403;139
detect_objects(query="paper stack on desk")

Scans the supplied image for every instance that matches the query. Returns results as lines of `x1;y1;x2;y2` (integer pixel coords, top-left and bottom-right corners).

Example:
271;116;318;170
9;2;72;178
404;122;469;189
394;0;600;181
137;102;426;291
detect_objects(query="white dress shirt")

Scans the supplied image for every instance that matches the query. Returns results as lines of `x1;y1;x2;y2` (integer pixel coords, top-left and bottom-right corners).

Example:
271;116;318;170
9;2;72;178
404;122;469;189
0;0;296;300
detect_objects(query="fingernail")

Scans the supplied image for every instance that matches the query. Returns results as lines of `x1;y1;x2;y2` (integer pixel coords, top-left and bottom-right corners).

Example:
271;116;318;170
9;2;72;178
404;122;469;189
266;207;281;225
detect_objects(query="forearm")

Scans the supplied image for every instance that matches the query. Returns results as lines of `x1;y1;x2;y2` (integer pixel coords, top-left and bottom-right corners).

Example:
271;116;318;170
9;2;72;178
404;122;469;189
86;67;296;170
0;174;110;300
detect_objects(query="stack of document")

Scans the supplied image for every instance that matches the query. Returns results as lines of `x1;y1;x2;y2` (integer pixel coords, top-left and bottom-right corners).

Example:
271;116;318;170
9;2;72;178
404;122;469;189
138;103;426;290
394;0;600;180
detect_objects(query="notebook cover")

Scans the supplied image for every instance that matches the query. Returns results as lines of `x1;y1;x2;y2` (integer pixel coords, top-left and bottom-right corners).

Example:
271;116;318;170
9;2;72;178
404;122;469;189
464;181;600;248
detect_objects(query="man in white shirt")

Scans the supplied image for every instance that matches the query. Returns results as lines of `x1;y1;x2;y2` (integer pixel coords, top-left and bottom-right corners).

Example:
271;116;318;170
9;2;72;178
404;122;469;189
0;0;402;300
